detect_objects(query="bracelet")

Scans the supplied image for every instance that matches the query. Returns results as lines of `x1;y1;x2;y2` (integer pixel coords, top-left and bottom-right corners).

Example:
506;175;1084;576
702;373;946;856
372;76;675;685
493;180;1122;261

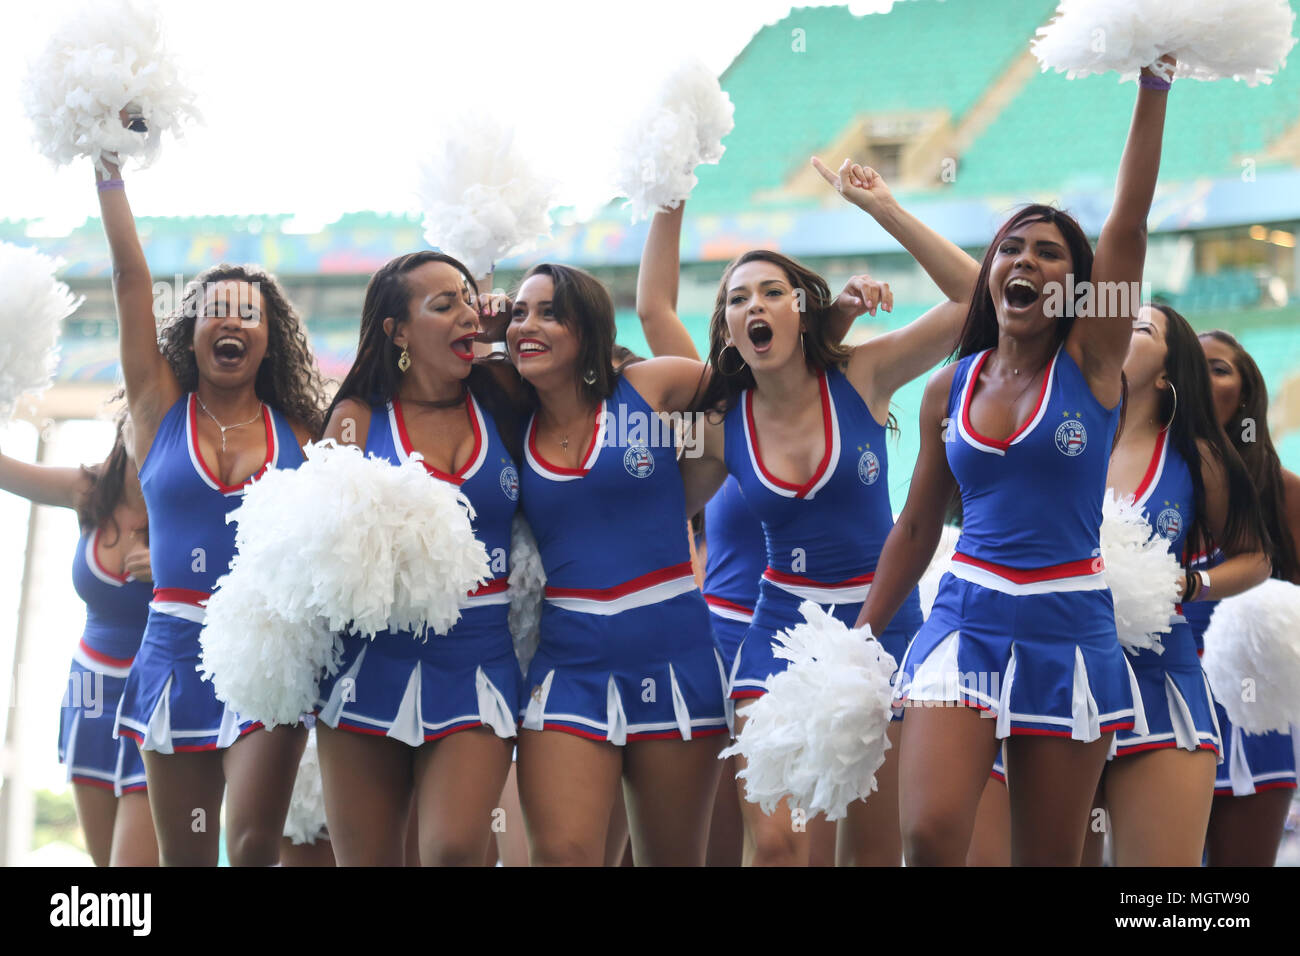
1197;570;1211;597
1139;74;1171;92
97;178;125;191
1181;570;1199;603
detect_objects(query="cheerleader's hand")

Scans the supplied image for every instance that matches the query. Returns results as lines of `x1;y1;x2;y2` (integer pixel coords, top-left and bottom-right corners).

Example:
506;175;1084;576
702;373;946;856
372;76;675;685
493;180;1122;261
811;156;895;216
124;545;152;584
833;274;893;323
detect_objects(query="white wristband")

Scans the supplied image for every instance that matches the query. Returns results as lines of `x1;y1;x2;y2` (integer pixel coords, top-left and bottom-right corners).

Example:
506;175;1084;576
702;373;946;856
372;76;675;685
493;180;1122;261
1197;570;1211;596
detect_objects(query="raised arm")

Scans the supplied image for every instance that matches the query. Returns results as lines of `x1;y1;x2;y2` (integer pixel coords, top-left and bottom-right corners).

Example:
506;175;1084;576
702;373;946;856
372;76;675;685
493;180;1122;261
812;158;977;416
0;447;93;512
636;204;701;360
1069;60;1173;399
95;151;182;460
854;366;959;633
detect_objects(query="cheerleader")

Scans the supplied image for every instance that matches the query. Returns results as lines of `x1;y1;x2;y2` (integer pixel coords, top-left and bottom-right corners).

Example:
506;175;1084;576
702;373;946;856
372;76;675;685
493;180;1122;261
1198;329;1300;865
95;154;326;865
0;413;157;866
854;63;1173;865
315;251;521;866
640;186;976;865
507;262;734;866
1101;304;1269;865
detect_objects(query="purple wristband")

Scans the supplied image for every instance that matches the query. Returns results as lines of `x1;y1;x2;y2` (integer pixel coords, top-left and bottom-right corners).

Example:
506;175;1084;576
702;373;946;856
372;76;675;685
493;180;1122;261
1139;74;1171;91
96;178;124;191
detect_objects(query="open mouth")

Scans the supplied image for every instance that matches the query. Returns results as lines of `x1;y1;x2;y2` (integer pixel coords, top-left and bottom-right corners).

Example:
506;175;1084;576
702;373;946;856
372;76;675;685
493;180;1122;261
213;336;247;367
516;338;550;360
450;333;477;361
746;320;774;351
1004;277;1040;311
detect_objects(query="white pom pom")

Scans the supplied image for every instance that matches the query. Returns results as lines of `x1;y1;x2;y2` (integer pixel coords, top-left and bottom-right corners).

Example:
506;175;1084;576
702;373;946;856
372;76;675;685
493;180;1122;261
1100;489;1182;654
919;524;962;620
612;58;735;221
416;117;558;278
198;568;342;728
223;440;490;640
507;514;546;674
283;727;328;846
721;601;896;821
21;0;200;175
1032;0;1297;86
1202;578;1300;734
0;242;80;422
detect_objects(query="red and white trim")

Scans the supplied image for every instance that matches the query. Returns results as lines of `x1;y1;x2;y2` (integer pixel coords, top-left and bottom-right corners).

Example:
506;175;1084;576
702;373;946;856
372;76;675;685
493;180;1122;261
704;594;754;624
957;346;1059;457
149;587;210;623
948;552;1106;595
524;404;607;481
462;577;511;609
762;567;874;604
742;372;840;500
72;638;135;679
1132;427;1169;510
186;394;278;495
389;392;487;485
544;561;697;615
85;527;131;586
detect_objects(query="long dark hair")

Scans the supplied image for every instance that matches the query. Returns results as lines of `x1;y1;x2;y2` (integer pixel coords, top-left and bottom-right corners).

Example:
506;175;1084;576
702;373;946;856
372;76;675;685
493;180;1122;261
955;204;1095;359
1147;305;1267;563
510;263;622;410
325;251;522;460
76;411;131;545
1198;328;1297;580
696;250;851;418
160;263;328;434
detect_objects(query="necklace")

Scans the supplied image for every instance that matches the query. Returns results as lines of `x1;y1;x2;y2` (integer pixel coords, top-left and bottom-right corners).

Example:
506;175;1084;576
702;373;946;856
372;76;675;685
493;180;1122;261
196;395;264;453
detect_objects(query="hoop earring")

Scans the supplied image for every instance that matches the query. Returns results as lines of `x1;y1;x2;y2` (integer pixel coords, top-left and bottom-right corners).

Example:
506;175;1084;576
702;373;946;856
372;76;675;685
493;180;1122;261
398;345;412;373
1163;380;1178;429
718;344;747;376
801;330;807;358
582;368;598;386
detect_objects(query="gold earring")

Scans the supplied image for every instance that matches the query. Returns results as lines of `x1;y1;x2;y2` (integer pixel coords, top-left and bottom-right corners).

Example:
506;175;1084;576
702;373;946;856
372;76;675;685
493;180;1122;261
582;368;598;386
398;345;412;373
718;344;747;376
1163;381;1178;429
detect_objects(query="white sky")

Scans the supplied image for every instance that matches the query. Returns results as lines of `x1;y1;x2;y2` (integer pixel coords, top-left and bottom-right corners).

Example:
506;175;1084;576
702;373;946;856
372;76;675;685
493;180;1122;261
1;0;897;229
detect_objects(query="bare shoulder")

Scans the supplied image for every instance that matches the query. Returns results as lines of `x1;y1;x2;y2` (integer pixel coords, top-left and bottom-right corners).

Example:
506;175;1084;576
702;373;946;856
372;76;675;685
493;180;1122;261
323;398;373;447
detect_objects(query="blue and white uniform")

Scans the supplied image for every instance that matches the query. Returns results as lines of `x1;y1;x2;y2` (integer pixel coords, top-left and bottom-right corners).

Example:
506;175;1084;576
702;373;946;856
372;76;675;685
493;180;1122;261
116;394;303;752
60;527;151;795
725;365;923;700
1112;429;1221;759
518;376;728;743
897;345;1146;741
701;477;764;676
315;393;521;744
1185;551;1298;795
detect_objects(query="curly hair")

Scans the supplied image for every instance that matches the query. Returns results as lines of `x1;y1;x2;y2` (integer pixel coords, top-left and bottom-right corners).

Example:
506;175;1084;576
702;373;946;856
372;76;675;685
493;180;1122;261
158;264;328;434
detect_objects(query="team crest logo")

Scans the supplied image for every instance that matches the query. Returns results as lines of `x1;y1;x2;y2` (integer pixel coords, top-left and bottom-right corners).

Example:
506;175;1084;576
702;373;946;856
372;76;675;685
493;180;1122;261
1156;507;1182;541
857;450;880;485
623;443;655;478
499;465;519;501
1054;420;1087;457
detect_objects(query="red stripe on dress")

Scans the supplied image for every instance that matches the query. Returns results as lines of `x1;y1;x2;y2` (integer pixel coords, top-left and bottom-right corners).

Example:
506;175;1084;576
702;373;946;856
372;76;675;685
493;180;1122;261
528;407;602;477
544;562;694;601
393;393;479;485
91;528;128;583
77;639;135;670
189;394;275;494
152;587;211;607
468;578;509;597
950;552;1101;584
704;594;755;616
1131;427;1168;503
744;372;833;498
960;349;1054;451
763;567;875;588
